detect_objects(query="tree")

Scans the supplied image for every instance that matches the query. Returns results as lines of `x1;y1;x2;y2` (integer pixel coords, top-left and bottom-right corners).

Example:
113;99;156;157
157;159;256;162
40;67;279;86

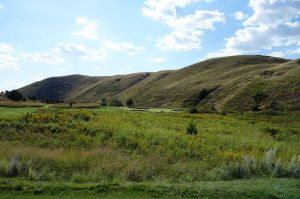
101;98;107;106
5;90;25;101
126;98;134;107
189;107;199;114
252;90;268;111
110;99;123;107
28;96;37;101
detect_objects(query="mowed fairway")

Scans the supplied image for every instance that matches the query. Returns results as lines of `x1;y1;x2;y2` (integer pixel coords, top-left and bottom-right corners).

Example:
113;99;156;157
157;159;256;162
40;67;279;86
0;107;299;198
0;107;39;119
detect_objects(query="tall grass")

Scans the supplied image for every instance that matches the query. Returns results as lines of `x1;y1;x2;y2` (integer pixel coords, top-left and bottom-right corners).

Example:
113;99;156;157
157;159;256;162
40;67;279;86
0;108;299;183
218;149;300;180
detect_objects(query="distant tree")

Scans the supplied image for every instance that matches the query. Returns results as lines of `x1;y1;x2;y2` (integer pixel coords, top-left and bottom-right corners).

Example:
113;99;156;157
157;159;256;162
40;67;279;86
101;98;107;106
252;90;268;111
28;96;37;101
6;90;25;101
182;88;214;108
69;102;73;108
110;99;123;107
126;98;134;107
189;107;199;114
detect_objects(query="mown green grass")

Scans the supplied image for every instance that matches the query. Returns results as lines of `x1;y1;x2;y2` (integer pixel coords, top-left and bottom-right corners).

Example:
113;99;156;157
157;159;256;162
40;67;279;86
0;177;299;199
0;107;39;119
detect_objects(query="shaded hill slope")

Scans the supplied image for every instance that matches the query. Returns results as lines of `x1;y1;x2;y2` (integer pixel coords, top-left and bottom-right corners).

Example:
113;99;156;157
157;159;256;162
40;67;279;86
19;55;300;112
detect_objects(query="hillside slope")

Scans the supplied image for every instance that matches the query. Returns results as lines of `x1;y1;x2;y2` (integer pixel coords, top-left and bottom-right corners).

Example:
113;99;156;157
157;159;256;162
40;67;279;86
19;55;300;112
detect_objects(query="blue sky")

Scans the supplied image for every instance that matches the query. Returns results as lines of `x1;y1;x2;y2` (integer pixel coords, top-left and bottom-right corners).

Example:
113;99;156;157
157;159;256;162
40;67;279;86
0;0;300;91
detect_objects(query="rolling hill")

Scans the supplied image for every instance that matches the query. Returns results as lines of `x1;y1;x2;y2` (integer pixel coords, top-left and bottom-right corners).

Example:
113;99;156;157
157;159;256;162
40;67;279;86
18;55;300;112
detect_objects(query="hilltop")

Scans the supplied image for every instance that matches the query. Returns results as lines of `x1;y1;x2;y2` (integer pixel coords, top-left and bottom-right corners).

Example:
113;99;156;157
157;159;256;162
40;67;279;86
19;55;300;112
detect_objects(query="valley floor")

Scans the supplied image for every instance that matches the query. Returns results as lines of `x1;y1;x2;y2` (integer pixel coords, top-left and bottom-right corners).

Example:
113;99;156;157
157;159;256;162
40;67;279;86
0;107;299;198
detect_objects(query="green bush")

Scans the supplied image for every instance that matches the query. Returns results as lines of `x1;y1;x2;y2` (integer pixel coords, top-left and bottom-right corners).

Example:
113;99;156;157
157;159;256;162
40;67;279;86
110;99;123;107
262;127;280;137
126;98;134;107
189;107;199;114
186;122;198;135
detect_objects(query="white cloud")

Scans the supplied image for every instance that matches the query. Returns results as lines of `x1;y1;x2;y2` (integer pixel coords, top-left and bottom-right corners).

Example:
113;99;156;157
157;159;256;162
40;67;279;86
20;42;107;65
149;57;165;63
73;17;99;40
205;48;241;59
57;67;70;72
233;11;248;21
269;51;285;57
0;5;3;9
93;66;101;70
142;0;224;51
55;42;107;62
21;52;64;65
142;0;195;21
0;43;15;53
76;17;88;24
287;46;300;55
0;80;26;91
206;0;300;58
103;40;144;56
0;43;19;70
0;54;20;70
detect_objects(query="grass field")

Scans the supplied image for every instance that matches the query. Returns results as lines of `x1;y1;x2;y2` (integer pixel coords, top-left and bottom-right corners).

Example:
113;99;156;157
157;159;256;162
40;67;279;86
0;177;299;199
0;107;299;198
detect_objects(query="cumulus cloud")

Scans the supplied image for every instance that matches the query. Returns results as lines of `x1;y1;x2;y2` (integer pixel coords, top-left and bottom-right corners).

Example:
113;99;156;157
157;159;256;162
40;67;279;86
0;80;27;92
233;11;248;20
206;0;300;58
287;46;300;55
21;52;64;65
21;42;107;65
148;57;166;63
142;0;224;51
73;17;99;40
0;43;15;53
0;43;19;70
269;51;285;57
103;40;144;56
55;42;107;62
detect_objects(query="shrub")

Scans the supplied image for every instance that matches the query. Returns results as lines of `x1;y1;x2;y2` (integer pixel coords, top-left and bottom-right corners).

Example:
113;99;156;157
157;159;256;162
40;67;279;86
101;98;107;106
126;98;134;107
186;122;198;135
252;90;268;111
189;107;199;114
262;127;280;138
110;99;123;107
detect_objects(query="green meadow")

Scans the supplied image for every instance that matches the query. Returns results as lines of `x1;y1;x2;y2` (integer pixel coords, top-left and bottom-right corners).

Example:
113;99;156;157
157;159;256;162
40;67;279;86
0;107;299;198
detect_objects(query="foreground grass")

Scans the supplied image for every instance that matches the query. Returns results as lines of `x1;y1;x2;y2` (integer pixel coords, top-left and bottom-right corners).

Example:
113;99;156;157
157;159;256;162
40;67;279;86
0;177;299;199
0;107;299;198
0;107;299;182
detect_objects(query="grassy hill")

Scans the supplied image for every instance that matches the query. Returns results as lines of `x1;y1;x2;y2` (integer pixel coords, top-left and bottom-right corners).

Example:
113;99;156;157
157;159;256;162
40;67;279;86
18;55;300;112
